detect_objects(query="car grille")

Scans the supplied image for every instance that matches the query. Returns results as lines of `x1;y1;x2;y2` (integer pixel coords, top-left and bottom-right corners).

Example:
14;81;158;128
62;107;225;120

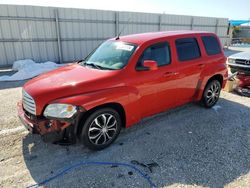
235;59;250;66
22;89;36;115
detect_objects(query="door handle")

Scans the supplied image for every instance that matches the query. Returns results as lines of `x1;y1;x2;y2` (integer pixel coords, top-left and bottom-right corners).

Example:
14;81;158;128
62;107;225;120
163;72;178;77
197;64;205;68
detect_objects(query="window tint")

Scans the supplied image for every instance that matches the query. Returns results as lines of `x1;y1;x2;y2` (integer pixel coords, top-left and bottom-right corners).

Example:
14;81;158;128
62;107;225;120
137;42;171;67
202;36;221;55
175;38;201;61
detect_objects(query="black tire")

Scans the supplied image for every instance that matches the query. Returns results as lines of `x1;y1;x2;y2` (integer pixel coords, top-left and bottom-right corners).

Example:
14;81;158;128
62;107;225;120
80;108;121;150
202;80;221;108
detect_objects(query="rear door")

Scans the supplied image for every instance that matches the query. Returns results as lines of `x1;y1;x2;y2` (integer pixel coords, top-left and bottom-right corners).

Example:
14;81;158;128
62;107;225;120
173;37;204;101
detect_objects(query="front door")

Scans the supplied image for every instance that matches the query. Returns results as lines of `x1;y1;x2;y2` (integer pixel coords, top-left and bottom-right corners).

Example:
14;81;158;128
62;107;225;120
133;41;180;117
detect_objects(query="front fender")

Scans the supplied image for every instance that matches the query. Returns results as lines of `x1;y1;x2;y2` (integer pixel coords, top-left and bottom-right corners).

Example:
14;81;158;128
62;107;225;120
53;86;141;127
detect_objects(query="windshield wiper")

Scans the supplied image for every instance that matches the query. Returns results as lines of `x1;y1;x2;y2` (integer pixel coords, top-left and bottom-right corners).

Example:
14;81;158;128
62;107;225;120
84;62;116;70
84;62;102;69
100;66;117;70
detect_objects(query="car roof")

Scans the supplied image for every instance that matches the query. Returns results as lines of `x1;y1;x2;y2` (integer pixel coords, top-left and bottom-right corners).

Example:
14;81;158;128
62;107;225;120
110;30;214;45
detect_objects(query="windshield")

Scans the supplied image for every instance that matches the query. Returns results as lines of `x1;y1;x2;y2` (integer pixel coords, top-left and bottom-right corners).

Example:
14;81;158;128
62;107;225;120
83;41;137;70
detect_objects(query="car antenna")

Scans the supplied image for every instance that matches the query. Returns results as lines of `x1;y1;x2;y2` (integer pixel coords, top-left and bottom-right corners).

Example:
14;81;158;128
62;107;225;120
115;17;131;40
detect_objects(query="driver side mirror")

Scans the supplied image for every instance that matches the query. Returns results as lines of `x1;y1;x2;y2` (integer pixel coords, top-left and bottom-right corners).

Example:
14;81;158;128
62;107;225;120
143;60;158;71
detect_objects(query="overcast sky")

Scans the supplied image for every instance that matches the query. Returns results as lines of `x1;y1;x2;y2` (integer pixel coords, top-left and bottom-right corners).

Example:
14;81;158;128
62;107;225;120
0;0;249;20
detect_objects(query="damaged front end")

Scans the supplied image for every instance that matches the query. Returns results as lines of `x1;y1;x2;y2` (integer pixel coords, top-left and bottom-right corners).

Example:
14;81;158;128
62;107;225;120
17;101;84;144
227;56;250;97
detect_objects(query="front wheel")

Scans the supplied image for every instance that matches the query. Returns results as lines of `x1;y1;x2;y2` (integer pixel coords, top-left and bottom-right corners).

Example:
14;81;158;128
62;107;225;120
202;80;221;108
80;108;121;150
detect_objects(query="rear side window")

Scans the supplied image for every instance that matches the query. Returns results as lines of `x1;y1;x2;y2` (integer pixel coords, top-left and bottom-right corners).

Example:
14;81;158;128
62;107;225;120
175;38;201;61
137;42;171;67
202;36;221;55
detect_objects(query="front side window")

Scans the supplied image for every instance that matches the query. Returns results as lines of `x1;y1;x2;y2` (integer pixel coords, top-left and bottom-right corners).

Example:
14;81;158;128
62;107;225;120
202;36;221;55
175;38;201;61
83;41;137;70
137;42;171;68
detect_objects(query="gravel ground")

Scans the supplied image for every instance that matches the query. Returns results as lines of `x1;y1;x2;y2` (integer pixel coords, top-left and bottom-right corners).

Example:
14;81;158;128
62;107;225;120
0;47;249;188
0;82;24;130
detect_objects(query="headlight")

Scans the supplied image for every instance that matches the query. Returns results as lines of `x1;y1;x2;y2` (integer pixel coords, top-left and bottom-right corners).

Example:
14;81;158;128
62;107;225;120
44;103;77;119
227;58;235;64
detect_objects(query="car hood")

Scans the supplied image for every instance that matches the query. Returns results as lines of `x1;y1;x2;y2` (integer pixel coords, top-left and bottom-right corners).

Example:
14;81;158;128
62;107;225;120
229;51;250;60
23;63;120;114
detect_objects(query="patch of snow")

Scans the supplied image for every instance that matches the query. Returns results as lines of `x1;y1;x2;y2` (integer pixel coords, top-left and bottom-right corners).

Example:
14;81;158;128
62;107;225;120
0;59;64;81
12;59;36;71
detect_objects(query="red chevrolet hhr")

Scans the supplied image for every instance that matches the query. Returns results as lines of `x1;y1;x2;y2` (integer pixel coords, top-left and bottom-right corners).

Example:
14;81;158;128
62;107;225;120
18;31;227;150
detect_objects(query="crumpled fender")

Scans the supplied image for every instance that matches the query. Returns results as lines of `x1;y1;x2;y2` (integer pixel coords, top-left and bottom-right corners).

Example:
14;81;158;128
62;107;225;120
52;86;141;127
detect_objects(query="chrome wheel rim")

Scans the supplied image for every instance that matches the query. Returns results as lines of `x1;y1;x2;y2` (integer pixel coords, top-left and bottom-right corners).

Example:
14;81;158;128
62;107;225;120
206;82;220;106
88;113;117;145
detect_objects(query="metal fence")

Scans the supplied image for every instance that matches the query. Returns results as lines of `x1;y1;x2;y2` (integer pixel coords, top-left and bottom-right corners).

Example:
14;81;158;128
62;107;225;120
0;5;229;67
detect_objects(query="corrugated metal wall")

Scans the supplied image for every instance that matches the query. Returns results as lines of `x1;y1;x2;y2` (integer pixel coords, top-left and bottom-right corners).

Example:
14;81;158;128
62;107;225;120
0;5;229;67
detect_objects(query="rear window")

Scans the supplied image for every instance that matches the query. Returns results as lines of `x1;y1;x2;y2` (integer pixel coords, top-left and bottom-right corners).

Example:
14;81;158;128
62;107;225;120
175;38;201;61
202;36;221;55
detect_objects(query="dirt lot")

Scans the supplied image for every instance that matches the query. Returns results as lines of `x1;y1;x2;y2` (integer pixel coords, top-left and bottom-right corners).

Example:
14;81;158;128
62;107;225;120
0;48;250;188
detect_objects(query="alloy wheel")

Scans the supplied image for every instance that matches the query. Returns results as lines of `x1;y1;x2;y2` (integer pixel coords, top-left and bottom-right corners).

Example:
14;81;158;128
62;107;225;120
88;113;117;145
206;81;220;106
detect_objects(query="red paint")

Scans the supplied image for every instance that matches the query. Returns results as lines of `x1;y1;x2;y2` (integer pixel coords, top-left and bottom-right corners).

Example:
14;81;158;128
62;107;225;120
143;60;158;70
18;31;227;134
237;72;250;87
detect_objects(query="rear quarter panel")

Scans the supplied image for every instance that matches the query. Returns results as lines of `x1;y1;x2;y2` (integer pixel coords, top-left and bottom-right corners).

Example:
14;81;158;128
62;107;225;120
194;33;227;101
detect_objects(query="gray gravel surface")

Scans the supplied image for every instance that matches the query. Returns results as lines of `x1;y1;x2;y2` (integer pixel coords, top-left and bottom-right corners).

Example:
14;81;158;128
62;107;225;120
0;85;249;188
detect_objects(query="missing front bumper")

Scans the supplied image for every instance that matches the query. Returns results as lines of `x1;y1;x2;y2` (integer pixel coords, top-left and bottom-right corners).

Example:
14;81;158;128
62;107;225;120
17;101;72;135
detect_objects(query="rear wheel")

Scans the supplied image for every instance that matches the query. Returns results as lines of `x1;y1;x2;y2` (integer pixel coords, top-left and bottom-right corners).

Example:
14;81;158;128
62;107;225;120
80;108;121;150
202;80;221;108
